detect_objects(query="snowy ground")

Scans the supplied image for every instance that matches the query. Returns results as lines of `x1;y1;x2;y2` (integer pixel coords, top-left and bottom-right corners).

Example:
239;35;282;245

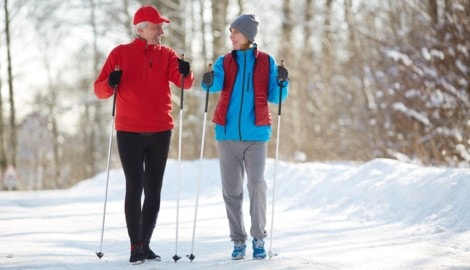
1;158;470;269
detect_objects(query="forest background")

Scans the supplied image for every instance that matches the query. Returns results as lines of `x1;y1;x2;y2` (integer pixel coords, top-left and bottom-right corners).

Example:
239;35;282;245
0;0;468;190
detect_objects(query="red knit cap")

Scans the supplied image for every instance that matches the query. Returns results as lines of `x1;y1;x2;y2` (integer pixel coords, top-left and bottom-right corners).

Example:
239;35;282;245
133;5;170;25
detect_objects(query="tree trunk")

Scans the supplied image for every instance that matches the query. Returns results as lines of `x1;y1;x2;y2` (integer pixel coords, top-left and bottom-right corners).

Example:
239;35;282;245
0;38;5;177
199;0;208;66
428;0;438;25
4;0;17;167
211;0;229;61
322;0;333;89
279;0;294;61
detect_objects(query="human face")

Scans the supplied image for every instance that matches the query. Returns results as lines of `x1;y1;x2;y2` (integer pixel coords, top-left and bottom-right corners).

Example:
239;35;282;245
230;28;250;50
139;22;165;45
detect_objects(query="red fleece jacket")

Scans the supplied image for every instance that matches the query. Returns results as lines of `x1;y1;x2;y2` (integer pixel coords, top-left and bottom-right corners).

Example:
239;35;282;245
94;38;194;132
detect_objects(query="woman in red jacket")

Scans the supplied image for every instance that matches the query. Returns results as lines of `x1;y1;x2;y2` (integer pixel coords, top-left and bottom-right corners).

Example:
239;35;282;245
94;5;194;264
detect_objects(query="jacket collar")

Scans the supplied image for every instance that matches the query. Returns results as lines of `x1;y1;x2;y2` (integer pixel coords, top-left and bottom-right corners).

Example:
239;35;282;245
231;43;258;59
133;38;160;51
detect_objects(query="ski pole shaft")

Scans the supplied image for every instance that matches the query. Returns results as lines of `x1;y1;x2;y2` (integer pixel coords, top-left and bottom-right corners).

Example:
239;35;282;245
97;65;120;259
269;60;286;259
173;55;185;263
97;115;114;259
188;63;212;262
269;108;281;259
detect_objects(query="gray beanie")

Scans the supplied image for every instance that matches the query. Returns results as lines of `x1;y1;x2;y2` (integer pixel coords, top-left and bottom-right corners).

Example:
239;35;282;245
230;14;259;43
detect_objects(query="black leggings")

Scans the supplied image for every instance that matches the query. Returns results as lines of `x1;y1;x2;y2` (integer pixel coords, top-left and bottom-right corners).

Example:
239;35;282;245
116;130;171;246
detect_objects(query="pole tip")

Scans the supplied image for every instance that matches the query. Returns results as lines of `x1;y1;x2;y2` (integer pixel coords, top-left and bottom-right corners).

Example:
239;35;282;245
173;254;182;262
187;254;195;261
96;251;104;259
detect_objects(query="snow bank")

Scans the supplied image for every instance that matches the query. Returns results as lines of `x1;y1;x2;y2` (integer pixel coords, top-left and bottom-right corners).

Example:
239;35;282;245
269;158;470;232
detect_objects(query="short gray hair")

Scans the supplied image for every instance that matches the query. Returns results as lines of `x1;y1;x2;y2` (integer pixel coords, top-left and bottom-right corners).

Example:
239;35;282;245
133;21;148;38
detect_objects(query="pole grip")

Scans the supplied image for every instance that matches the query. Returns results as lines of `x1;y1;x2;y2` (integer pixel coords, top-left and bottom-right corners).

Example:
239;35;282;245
278;60;285;116
204;63;212;113
112;65;120;117
180;54;185;110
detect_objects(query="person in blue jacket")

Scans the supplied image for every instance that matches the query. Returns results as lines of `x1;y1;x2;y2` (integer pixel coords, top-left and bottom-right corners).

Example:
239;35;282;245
201;14;289;260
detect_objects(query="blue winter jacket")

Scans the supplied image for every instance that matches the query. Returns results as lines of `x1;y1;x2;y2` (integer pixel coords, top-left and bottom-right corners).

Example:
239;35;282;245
201;45;289;142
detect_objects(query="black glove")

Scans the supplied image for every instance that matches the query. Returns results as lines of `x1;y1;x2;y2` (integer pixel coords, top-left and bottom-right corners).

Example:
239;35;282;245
277;65;288;81
178;58;191;77
108;70;123;88
202;71;214;87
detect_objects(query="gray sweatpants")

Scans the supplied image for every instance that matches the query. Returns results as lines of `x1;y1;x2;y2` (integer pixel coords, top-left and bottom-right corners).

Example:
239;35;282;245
217;141;268;243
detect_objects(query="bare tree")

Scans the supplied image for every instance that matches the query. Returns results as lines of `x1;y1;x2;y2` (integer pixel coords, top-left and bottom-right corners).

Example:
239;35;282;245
364;0;470;165
321;0;333;89
198;0;208;66
0;17;5;177
76;0;97;180
211;0;229;60
292;0;315;160
17;0;69;188
3;0;17;167
4;0;470;191
273;0;300;159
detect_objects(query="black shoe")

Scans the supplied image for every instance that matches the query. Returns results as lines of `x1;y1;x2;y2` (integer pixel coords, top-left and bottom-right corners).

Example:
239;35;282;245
129;244;144;264
143;244;161;261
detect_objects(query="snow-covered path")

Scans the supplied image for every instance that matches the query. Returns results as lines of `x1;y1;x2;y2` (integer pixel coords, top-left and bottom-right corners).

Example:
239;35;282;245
1;159;470;269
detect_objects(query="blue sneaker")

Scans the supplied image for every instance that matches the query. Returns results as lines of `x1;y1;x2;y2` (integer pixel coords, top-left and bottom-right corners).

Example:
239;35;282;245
252;238;267;259
231;242;246;260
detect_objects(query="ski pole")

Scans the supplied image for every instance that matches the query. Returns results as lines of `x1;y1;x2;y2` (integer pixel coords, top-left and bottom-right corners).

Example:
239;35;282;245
96;65;120;259
173;54;186;263
268;60;286;259
187;63;213;262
